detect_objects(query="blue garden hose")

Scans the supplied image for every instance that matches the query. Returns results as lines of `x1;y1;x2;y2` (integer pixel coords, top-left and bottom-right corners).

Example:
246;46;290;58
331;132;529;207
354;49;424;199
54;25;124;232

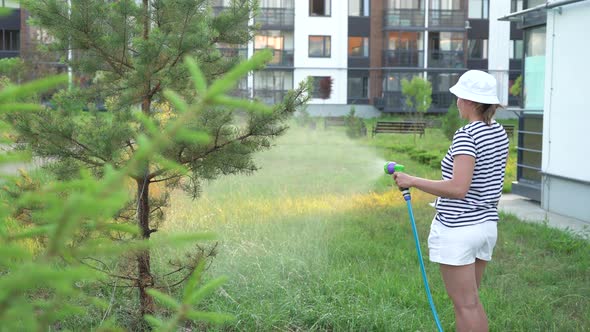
402;189;444;332
384;161;443;332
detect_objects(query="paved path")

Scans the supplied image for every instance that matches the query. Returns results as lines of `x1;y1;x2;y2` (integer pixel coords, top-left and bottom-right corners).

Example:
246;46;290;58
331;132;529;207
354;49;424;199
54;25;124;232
499;193;590;239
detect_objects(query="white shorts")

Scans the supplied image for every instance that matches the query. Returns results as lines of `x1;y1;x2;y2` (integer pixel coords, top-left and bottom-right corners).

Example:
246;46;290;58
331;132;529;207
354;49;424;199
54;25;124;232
428;219;497;266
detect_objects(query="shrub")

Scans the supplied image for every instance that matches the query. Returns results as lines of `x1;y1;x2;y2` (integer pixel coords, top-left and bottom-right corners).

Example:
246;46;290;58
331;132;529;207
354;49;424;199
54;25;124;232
344;107;366;138
441;102;466;140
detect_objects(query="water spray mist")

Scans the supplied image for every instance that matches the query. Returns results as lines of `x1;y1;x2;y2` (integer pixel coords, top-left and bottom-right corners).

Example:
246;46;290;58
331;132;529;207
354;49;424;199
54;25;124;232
384;161;443;332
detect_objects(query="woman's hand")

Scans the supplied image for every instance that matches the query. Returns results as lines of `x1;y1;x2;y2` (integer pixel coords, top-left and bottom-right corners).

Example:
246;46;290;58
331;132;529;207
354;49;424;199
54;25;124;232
393;172;415;189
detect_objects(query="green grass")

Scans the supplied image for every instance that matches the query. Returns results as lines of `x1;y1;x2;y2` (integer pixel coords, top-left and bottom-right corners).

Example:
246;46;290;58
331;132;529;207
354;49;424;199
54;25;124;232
47;122;586;331
149;124;588;331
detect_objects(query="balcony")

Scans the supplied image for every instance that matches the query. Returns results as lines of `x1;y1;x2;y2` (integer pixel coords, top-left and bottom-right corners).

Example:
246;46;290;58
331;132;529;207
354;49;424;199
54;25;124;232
384;9;424;28
255;8;295;30
382;91;406;111
382;90;454;112
0;50;19;59
429;9;466;28
383;50;424;67
255;48;294;67
217;48;248;60
228;88;250;100
431;91;455;109
429;50;465;68
253;89;288;105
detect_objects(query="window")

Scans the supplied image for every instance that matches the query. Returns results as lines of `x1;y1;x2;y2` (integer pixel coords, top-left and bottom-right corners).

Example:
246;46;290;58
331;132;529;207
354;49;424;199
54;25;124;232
311;76;332;99
430;0;463;10
383;72;415;91
510;40;523;59
254;71;293;90
348;37;369;57
310;0;331;16
388;0;422;9
255;34;284;50
261;0;294;8
348;77;369;99
523;26;546;109
349;0;370;16
526;0;544;9
387;31;423;50
511;0;523;12
468;0;488;19
0;30;20;51
467;39;488;59
309;36;331;57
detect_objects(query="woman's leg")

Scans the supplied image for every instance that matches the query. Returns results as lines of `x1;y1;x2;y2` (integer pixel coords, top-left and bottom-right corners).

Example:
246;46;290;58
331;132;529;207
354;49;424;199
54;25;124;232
474;258;487;289
440;263;489;332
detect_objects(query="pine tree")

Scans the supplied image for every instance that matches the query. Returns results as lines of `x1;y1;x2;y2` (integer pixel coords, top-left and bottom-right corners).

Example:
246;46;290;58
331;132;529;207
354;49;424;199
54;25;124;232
15;0;309;317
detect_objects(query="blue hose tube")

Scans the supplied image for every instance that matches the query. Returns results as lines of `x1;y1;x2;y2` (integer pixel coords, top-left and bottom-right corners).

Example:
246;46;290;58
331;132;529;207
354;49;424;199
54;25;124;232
403;189;444;332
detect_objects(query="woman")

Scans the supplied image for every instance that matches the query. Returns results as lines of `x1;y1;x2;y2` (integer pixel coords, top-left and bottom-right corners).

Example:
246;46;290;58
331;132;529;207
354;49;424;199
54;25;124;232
393;70;509;332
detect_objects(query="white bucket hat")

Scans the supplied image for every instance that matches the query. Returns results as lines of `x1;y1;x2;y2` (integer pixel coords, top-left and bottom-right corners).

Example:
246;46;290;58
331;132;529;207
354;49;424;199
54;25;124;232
449;70;500;105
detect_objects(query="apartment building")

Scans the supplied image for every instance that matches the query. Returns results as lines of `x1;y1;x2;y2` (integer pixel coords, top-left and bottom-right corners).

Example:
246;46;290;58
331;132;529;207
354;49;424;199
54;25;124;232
235;0;522;115
498;0;590;224
0;1;20;60
4;1;522;116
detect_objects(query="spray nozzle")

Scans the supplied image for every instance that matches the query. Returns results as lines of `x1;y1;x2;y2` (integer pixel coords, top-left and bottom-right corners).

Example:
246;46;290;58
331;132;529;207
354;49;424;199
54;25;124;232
384;161;405;175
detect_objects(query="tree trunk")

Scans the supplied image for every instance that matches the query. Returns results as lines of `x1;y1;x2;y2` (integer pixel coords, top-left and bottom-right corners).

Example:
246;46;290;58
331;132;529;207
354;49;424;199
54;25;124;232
136;174;155;316
138;0;154;316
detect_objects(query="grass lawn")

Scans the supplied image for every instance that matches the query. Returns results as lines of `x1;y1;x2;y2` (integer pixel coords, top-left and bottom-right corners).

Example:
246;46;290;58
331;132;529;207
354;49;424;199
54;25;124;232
150;124;589;331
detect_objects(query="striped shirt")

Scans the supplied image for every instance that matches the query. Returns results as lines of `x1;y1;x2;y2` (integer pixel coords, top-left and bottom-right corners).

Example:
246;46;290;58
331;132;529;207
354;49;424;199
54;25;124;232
434;121;510;228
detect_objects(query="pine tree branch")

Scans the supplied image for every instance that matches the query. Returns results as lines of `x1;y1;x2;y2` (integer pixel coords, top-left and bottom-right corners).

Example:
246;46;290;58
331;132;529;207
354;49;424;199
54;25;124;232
37;0;134;76
80;257;140;282
146;87;307;180
149;174;182;184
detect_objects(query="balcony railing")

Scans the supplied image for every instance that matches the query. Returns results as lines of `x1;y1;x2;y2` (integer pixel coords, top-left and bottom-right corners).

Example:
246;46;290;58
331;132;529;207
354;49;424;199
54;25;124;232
383;50;424;67
382;90;455;111
431;92;455;109
227;88;250;99
0;50;19;59
384;9;425;28
255;48;294;67
429;50;465;68
217;47;248;60
382;91;406;110
255;8;294;29
429;9;466;28
253;89;288;105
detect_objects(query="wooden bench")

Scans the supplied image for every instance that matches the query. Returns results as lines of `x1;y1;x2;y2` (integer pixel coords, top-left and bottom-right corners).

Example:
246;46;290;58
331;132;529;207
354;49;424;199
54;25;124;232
324;116;346;128
372;121;425;137
503;124;515;138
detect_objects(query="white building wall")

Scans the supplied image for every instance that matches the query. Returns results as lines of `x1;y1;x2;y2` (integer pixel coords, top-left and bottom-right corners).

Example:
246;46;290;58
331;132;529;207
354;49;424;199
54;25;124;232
541;2;590;222
293;1;348;104
488;0;511;106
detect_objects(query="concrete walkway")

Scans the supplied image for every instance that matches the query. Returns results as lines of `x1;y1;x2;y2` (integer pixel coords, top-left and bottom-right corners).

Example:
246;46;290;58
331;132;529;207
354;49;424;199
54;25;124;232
498;193;590;239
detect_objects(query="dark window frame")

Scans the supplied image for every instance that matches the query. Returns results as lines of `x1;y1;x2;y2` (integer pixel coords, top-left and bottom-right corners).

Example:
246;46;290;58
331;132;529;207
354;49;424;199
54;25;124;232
308;35;332;58
347;76;369;99
309;0;332;17
348;36;369;57
311;76;332;98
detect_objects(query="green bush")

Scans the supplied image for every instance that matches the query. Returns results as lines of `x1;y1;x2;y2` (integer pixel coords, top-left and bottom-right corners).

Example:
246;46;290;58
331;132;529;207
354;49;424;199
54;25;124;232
441;102;466;140
391;144;441;169
344;107;366;139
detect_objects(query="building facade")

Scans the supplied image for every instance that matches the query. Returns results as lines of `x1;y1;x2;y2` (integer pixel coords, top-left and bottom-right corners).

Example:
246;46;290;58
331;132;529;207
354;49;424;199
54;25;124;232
500;0;590;223
4;0;522;116
219;0;523;116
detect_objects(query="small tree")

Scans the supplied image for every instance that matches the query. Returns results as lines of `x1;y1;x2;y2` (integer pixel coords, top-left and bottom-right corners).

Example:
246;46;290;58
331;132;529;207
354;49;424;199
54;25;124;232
16;0;310;319
401;75;432;121
441;101;467;140
510;74;523;97
344;106;365;138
